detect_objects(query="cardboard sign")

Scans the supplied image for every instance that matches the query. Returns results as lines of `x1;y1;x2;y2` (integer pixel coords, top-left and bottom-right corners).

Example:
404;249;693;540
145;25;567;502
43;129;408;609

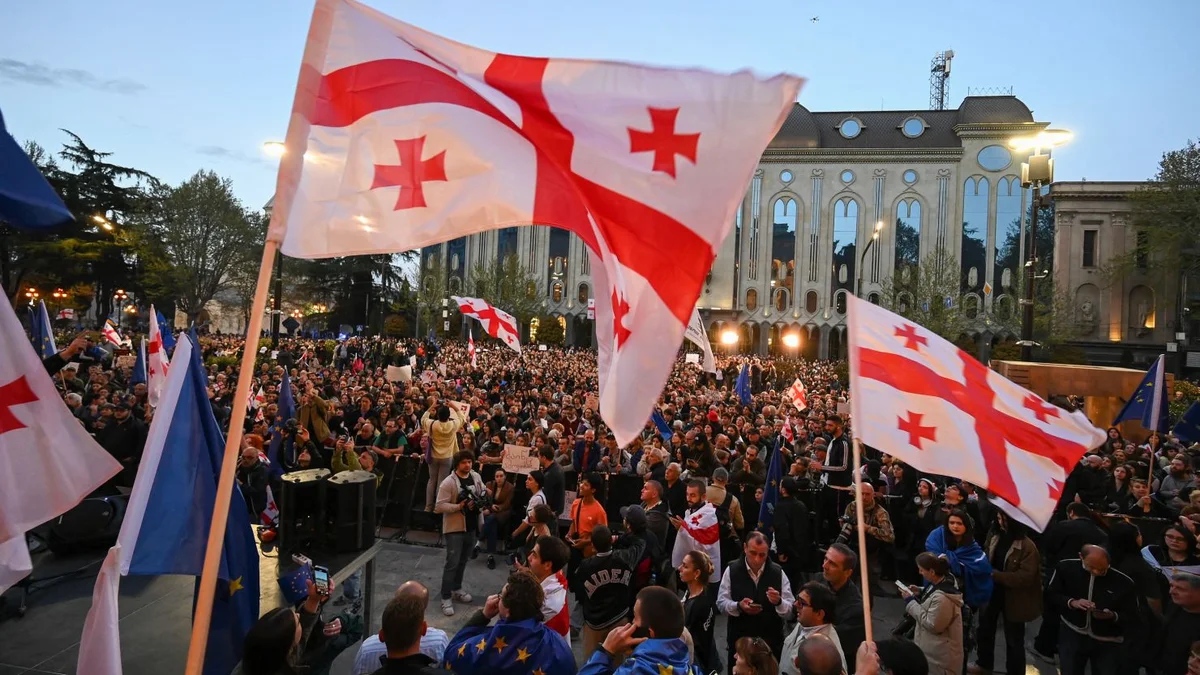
501;445;538;474
449;400;470;418
585;393;599;411
538;344;548;351
271;350;279;360
836;401;851;416
439;364;447;377
420;370;437;384
684;353;700;365
409;355;417;367
387;365;412;382
116;355;136;369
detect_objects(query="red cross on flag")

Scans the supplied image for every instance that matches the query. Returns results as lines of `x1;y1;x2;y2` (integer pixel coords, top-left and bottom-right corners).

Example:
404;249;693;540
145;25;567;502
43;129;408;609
453;296;521;353
266;0;802;446
847;295;1105;530
0;293;121;593
146;303;170;407
787;378;808;412
670;502;721;582
467;327;477;368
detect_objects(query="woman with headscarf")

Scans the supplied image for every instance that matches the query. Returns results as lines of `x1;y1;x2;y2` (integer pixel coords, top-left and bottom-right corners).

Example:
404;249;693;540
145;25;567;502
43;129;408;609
926;508;993;668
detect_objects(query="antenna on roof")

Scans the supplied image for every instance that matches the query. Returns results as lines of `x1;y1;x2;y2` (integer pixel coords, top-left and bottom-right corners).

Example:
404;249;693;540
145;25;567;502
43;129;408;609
930;50;954;110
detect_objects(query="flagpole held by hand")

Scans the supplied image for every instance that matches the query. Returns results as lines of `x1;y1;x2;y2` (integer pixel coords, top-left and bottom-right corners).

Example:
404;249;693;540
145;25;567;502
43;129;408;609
184;239;278;675
851;436;873;644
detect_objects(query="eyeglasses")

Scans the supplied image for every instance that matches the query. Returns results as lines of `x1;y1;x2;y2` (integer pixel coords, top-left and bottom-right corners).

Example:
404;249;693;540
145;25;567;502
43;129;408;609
1166;534;1188;542
795;597;811;608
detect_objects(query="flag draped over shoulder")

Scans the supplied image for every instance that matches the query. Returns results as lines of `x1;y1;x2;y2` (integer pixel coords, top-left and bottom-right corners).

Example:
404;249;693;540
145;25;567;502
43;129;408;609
847;295;1105;531
266;0;802;446
671;502;721;582
77;335;259;675
1113;354;1168;433
442;618;575;675
758;437;784;535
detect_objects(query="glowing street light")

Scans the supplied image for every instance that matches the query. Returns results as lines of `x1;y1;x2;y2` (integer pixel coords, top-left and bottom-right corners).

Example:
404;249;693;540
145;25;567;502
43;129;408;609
720;329;739;345
92;214;115;231
1008;129;1073;152
782;332;800;349
52;288;68;301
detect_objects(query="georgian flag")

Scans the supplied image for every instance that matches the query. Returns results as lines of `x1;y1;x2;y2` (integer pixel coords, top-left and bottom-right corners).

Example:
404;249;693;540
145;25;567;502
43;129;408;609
452;296;521;353
266;0;802;447
261;485;280;527
787;378;808;412
847;295;1106;531
101;319;124;348
467;327;477;368
670;502;721;582
146;304;170;407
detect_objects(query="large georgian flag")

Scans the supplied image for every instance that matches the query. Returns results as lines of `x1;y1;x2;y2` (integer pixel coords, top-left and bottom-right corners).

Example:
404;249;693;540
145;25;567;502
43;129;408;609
268;0;803;446
847;295;1106;530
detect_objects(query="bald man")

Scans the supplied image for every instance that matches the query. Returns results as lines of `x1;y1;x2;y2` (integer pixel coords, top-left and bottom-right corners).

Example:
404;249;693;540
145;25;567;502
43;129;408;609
794;635;846;675
351;582;450;674
1046;544;1136;675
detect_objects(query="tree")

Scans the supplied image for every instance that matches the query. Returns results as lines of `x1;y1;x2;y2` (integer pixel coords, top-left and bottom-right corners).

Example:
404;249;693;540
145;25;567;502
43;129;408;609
879;249;969;341
415;255;448;336
151;170;260;324
468;254;543;327
1103;140;1200;313
535;314;565;345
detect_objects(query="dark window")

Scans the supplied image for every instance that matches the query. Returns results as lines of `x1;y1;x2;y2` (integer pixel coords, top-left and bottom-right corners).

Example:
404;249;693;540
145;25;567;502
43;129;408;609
1135;231;1148;269
1082;230;1097;268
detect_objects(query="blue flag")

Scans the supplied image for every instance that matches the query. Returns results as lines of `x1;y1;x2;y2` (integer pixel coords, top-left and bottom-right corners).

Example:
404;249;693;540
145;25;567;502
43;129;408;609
1173;402;1200;445
442;617;575;675
267;369;296;478
735;364;751;405
120;334;259;675
1113;354;1168;432
651;408;673;441
0;107;73;230
278;564;313;605
578;637;699;675
129;338;147;386
30;300;57;358
156;310;176;353
757;436;784;536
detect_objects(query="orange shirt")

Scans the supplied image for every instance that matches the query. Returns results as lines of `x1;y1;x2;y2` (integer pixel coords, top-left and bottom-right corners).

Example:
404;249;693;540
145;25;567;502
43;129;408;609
569;497;607;538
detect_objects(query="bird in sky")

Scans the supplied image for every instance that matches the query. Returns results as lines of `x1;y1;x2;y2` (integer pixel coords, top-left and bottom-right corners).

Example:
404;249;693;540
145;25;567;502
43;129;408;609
811;16;819;22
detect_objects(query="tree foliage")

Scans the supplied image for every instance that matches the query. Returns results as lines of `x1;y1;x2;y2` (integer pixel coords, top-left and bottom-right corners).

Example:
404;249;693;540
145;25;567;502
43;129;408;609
415;255;449;335
468;254;543;325
534;314;565;345
880;249;970;341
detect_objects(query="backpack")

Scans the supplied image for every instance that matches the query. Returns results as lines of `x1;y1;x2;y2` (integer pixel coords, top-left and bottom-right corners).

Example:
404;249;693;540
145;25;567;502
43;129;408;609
715;490;741;548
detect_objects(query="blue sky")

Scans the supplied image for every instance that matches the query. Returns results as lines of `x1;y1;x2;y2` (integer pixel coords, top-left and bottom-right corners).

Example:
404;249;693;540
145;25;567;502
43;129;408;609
3;0;1197;210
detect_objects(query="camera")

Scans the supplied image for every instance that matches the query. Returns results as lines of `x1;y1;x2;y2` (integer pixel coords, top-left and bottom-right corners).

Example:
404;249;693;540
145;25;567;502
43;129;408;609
458;488;494;512
834;516;854;546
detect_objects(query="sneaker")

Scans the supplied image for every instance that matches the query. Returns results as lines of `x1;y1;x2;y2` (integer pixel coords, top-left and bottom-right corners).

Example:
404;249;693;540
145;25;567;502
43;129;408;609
452;590;473;603
441;599;455;616
487;555;496;570
471;544;480;560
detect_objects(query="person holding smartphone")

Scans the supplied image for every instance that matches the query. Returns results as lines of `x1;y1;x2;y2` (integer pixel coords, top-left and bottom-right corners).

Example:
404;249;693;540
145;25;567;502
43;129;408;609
1045;544;1137;675
716;531;794;666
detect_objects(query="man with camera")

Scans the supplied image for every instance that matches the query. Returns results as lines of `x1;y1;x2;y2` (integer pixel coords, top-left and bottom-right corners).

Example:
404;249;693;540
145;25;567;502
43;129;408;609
435;450;487;616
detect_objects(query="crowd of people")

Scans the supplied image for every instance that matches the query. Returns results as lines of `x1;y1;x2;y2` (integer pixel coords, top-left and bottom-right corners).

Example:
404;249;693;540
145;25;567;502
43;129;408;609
33;330;1200;674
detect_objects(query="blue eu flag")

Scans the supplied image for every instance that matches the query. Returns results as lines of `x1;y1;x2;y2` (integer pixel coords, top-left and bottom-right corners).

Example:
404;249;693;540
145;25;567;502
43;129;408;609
1173;402;1200;445
156;309;176;353
758;436;784;535
129;338;147;387
1113;354;1168;432
267;369;296;478
735;364;751;405
30;300;56;358
443;617;575;675
0;106;73;230
651;408;673;441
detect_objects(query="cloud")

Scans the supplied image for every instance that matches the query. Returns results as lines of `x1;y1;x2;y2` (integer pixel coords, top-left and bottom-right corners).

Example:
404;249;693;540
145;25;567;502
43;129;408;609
196;144;269;166
0;58;146;94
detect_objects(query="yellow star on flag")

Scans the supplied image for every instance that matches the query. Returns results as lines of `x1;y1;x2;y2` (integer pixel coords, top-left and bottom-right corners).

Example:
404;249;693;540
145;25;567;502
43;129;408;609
533;668;546;675
476;638;488;653
516;648;531;663
493;636;508;653
457;643;467;657
659;665;675;675
229;576;244;596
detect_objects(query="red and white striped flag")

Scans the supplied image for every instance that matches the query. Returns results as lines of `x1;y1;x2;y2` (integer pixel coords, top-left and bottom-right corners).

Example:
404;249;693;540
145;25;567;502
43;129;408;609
265;0;802;446
467;327;477;368
847;295;1105;530
146;304;170;407
454;296;520;354
787;378;808;412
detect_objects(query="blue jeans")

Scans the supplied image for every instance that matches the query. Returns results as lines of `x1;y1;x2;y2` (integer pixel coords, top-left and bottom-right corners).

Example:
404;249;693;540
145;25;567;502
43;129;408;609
441;531;476;599
1058;627;1119;675
482;514;507;554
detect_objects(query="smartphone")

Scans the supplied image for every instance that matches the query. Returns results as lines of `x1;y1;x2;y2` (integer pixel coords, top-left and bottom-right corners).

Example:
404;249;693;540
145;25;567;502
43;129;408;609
895;580;909;594
312;565;330;596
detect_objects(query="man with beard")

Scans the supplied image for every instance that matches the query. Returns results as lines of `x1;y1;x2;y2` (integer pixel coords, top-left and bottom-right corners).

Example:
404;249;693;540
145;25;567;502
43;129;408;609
1159;456;1196;504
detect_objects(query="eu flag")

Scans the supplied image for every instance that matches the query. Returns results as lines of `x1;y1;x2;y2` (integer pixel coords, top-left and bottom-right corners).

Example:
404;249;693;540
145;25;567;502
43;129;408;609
757;436;784;536
1113;354;1168;432
0;107;73;230
651;408;673;441
443;617;575;675
1174;402;1200;445
30;300;56;358
267;369;296;478
156;309;176;353
122;333;259;675
735;364;751;405
129;338;147;387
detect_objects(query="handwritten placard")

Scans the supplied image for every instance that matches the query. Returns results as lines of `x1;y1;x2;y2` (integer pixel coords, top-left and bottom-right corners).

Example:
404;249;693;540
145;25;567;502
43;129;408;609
386;365;412;382
500;444;538;474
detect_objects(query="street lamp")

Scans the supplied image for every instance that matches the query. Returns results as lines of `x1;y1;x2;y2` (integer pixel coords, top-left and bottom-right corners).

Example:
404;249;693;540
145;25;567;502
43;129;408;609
855;221;885;298
1010;128;1072;361
113;288;128;318
720;329;739;354
92;214;115;232
781;332;801;349
24;287;39;306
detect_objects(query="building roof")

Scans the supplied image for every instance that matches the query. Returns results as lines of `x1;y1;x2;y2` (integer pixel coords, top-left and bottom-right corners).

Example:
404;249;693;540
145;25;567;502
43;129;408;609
768;95;1036;150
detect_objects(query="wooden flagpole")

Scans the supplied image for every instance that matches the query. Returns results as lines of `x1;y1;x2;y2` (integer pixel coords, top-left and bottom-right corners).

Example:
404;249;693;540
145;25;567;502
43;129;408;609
851;437;873;643
184;239;279;675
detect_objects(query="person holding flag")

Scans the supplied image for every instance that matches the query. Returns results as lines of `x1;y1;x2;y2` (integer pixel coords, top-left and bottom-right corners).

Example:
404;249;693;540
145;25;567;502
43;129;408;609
670;480;721;583
735;364;752;406
29;300;56;359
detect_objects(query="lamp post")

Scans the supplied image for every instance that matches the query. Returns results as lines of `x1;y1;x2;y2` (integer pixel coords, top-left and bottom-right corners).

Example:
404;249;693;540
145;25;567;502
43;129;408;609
1010;129;1073;361
24;287;39;307
113;288;128;318
855;221;885;298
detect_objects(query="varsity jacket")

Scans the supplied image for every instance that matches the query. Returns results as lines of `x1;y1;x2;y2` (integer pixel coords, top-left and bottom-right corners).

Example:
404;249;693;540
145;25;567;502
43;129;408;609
1047;558;1137;643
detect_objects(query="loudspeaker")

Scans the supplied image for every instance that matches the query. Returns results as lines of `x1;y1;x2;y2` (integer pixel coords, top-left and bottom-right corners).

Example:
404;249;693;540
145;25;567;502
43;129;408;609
48;495;127;555
279;469;330;553
377;455;420;529
326;470;376;552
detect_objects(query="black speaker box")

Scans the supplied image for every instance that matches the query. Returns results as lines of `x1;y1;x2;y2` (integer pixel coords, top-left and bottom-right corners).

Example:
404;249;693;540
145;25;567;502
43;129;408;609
326;470;376;552
48;494;127;555
279;468;330;553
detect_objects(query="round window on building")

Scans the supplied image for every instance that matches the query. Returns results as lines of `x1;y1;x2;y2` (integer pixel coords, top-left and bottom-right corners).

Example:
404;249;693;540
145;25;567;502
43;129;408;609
840;169;855;184
901;117;926;138
780;169;793;184
838;118;862;139
903;169;919;185
977;145;1013;172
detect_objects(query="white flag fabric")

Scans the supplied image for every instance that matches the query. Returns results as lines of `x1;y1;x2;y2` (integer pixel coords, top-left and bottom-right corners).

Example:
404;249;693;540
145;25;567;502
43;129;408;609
847;295;1105;531
670;502;721;582
683;308;716;373
101;319;124;347
0;296;121;593
76;544;124;675
266;0;802;446
146;304;170;407
467;327;477;368
452;296;521;354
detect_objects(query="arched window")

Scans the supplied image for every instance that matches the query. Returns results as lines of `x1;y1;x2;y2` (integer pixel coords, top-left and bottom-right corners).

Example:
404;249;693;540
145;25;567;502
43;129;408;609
529;316;540;341
577;283;589;304
497;227;519;263
868;292;880;305
831;197;859;305
961;177;989;294
1129;285;1155;331
551;281;563;303
805;290;818;314
774;288;788;312
835;291;848;315
771;197;798;296
964;294;980;319
746;288;758;312
994;177;1021;293
893;199;922;288
448;277;462;294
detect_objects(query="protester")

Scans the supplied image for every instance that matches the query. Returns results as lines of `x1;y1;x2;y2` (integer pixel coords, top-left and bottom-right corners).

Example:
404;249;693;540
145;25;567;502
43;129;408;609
434;450;486;615
781;581;845;675
900;553;964;675
718;531;795;665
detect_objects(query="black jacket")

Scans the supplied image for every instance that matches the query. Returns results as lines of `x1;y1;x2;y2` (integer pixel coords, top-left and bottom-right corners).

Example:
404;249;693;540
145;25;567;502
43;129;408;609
1047;558;1137;642
825;579;865;672
1041;517;1108;570
371;653;441;675
577;548;637;629
542;462;566;515
772;495;810;566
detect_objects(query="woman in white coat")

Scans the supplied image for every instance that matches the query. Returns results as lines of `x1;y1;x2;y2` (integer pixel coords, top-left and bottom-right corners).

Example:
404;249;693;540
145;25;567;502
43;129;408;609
900;552;964;675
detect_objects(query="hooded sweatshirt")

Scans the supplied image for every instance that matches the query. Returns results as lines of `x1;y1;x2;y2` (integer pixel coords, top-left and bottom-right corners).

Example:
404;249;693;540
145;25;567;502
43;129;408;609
578;636;696;675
